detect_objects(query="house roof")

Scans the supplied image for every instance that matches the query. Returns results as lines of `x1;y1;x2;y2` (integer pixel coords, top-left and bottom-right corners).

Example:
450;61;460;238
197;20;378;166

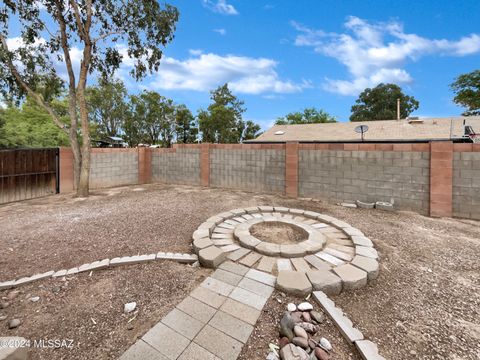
246;117;480;143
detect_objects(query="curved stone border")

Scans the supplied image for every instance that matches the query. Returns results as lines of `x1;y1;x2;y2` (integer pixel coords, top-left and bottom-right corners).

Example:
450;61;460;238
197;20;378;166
192;207;379;295
0;252;198;291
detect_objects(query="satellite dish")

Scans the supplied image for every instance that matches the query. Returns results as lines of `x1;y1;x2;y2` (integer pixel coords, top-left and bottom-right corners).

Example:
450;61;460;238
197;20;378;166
354;125;369;141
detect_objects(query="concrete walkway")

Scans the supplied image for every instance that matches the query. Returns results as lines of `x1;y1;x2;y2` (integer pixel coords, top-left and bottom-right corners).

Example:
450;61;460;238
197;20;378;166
120;261;275;360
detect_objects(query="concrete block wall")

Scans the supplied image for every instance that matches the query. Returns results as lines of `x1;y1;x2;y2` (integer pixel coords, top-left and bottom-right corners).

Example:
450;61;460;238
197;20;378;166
299;146;431;214
453;146;480;220
209;146;285;193
151;147;201;185
89;149;138;189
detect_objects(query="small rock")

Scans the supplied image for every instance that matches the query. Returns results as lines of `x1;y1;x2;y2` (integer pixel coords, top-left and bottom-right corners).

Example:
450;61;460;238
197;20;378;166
287;303;297;312
8;318;21;329
292;337;309;349
191;261;200;268
297;302;313;311
52;286;61;293
279;337;290;349
29;296;40;302
7;291;20;300
314;347;330;360
340;202;357;208
0;315;7;321
291;311;303;323
319;338;332;351
310;311;324;324
294;325;308;339
0;301;10;309
266;352;279;360
308;339;317;349
298;322;317;333
126;323;134;330
302;312;311;322
279;312;296;340
279;344;309;360
124;302;137;314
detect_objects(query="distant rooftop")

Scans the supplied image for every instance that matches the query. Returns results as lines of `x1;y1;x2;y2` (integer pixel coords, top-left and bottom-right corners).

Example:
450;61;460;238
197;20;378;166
246;117;480;143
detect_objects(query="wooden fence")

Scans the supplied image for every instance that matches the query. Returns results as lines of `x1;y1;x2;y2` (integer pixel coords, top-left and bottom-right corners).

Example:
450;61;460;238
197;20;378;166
0;148;59;204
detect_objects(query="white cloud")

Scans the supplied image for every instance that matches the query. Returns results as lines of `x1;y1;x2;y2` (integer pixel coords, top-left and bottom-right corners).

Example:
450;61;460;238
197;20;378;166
144;52;308;94
213;28;226;36
292;17;480;95
202;0;238;15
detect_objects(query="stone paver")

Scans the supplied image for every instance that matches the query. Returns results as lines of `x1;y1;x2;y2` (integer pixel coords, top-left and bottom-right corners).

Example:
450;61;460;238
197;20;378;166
177;296;217;323
220;298;261;326
355;340;386;360
245;268;276;286
237;277;274;298
209;310;254;343
211;269;243;286
190;285;227;309
220;244;241;253
304;255;331;270
227;248;250;261
276;270;312;297
199;246;226;268
256;256;276;273
280;244;306;258
218;261;249;276
306;270;342;295
239;252;262;267
333;264;368;291
177;342;219;360
351;255;379;280
142;322;190;360
212;239;235;246
229;287;268;310
351;235;374;247
194;325;243;360
355;246;379;259
277;258;292;271
161;308;204;340
290;258;311;272
324;248;354;261
201;277;235;297
120;340;167;360
255;241;280;256
316;252;346;266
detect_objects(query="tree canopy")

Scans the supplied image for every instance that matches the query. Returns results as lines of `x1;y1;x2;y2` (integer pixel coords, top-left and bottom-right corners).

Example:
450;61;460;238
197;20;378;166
275;108;336;125
451;70;480;116
350;83;419;122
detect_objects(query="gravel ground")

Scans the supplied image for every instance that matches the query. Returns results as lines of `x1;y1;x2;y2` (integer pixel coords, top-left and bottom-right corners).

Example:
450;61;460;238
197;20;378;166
1;184;479;359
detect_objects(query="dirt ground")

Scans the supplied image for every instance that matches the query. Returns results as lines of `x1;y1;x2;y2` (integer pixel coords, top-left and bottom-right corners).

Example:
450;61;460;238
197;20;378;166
250;221;308;244
1;184;480;359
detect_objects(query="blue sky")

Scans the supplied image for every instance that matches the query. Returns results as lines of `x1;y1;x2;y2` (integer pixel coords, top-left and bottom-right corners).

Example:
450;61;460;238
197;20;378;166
6;0;480;129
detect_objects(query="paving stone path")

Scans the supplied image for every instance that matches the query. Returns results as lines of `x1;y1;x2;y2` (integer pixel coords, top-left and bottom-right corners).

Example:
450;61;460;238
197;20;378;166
193;206;379;296
120;261;275;360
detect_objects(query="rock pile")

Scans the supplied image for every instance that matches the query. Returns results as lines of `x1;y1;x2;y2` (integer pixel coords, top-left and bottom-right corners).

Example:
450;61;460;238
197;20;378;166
269;301;333;360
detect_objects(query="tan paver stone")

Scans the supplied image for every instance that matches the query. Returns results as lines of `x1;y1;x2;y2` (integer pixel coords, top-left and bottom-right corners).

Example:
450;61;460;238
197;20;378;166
209;310;254;344
276;271;312;297
304;255;331;271
255;241;281;256
220;298;261;326
355;340;386;360
244;206;260;213
161;308;204;340
194;325;243;360
324;248;354;261
289;208;305;215
306;270;342;295
280;244;306;258
239;252;262;267
193;237;214;253
351;235;374;247
277;258;292;271
355;246;378;259
238;235;261;249
241;214;254;220
177;296;216;323
217;222;235;230
212;233;233;240
212;239;235;246
315;252;346;266
258;206;274;212
177;342;219;360
214;227;234;235
120;340;167;360
227;248;250;261
245;268;276;286
333;264;368;290
211;269;243;286
351;255;379;280
142;322;190;359
199;246;226;268
0;280;15;290
312;222;329;229
343;227;364;236
201;277;234;297
190;286;227;309
328;244;355;254
229;287;268;310
291;258;311;272
273;206;289;213
256;256;276;273
220;244;241;253
327;238;354;247
193;228;210;241
218;261;249;276
238;277;274;298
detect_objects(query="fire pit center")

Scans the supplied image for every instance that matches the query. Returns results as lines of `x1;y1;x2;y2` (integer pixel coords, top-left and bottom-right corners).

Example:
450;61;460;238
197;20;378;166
250;221;309;245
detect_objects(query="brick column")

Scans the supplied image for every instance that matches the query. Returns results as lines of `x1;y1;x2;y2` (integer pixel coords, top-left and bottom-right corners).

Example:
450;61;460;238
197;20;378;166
430;141;453;217
59;147;74;193
138;147;152;184
200;143;210;187
285;142;299;197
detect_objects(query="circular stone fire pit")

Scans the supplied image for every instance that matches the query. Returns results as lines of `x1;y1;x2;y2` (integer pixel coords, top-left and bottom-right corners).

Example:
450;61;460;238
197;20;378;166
192;206;379;295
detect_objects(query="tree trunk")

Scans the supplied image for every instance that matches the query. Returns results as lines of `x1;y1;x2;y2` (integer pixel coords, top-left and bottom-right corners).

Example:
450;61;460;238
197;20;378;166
76;90;91;197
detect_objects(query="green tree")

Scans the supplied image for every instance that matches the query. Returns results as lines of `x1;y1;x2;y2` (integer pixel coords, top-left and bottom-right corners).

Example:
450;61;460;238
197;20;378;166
175;104;197;143
130;91;175;147
451;70;480;116
87;78;129;138
199;83;260;143
275;108;336;125
0;0;179;196
238;120;261;142
350;83;419;122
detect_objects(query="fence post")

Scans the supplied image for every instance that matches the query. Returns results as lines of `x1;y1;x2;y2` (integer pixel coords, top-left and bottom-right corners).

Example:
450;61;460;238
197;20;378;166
200;143;210;187
285;142;299;197
138;147;152;184
59;147;75;193
430;141;453;217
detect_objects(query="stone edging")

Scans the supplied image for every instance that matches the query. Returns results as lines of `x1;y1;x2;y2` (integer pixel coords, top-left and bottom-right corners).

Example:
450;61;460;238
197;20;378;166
192;207;380;296
0;252;198;291
313;291;385;360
